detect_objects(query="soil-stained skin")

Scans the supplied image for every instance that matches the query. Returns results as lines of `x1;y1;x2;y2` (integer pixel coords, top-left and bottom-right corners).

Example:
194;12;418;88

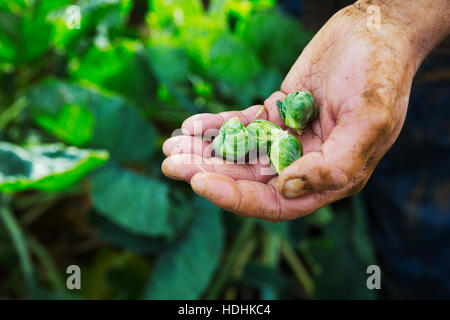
277;0;418;200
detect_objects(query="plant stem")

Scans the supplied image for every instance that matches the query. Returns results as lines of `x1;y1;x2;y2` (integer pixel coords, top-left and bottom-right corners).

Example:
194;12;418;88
0;97;27;132
280;238;314;298
0;204;36;296
27;235;64;291
231;237;257;278
262;231;281;266
206;218;256;300
261;231;281;299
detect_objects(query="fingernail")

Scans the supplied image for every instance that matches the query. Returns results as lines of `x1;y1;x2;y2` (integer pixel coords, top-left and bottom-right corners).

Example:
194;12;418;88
191;173;239;210
282;178;308;198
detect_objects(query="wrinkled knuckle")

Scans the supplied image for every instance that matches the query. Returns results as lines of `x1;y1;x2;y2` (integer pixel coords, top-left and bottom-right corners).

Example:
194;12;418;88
332;168;350;189
247;164;259;182
268;183;283;221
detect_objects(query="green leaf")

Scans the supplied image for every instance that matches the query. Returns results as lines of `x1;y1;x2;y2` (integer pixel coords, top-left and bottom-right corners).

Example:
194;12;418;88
34;104;94;147
209;34;261;85
88;92;157;162
90;212;170;255
48;0;132;51
148;44;189;85
254;69;283;99
70;40;156;106
0;10;21;63
237;10;312;71
28;79;157;162
226;68;283;106
177;16;224;68
90;188;193;254
91;164;171;237
143;197;224;299
0;142;108;192
149;0;204;28
0;0;68;65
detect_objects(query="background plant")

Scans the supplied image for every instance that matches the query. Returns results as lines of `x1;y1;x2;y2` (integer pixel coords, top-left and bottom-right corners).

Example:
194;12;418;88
0;0;377;299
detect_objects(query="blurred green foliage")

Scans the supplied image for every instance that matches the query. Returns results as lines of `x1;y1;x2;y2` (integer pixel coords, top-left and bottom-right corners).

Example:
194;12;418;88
0;0;377;300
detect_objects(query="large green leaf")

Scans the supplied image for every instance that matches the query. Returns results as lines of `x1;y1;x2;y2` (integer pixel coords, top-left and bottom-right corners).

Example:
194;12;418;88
90;190;193;254
0;10;21;63
227;68;283;106
0;142;108;192
177;16;224;68
33;104;94;147
148;44;189;85
237;10;312;71
28;79;157;162
48;0;132;51
0;0;67;65
90;213;171;255
209;34;261;85
91;164;171;237
70;40;156;106
88;91;157;162
143;197;224;299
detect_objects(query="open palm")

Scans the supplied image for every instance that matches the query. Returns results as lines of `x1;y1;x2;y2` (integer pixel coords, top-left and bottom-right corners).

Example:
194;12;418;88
162;4;417;221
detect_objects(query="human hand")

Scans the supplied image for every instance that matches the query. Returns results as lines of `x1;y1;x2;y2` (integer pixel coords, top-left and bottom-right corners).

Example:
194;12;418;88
161;0;449;221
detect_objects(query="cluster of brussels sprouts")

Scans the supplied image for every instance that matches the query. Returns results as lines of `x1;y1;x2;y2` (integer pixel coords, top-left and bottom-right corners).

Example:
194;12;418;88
213;91;318;174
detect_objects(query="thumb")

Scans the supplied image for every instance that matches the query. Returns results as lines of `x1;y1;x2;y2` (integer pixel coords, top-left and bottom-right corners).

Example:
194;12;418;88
277;111;392;198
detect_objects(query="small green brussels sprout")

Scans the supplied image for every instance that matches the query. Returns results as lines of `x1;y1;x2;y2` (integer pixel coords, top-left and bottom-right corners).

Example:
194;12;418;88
268;133;303;174
213;117;256;160
277;91;318;135
246;119;286;151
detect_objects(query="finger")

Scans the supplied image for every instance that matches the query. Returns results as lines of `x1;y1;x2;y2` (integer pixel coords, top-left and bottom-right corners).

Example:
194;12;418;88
277;107;392;198
162;135;213;157
161;153;275;184
190;172;336;221
162;127;322;158
181;91;287;136
191;172;281;221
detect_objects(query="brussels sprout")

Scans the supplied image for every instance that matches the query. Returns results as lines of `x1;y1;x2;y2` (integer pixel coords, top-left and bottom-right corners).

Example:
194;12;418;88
213;117;256;160
268;133;303;174
246;119;286;151
277;91;318;135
